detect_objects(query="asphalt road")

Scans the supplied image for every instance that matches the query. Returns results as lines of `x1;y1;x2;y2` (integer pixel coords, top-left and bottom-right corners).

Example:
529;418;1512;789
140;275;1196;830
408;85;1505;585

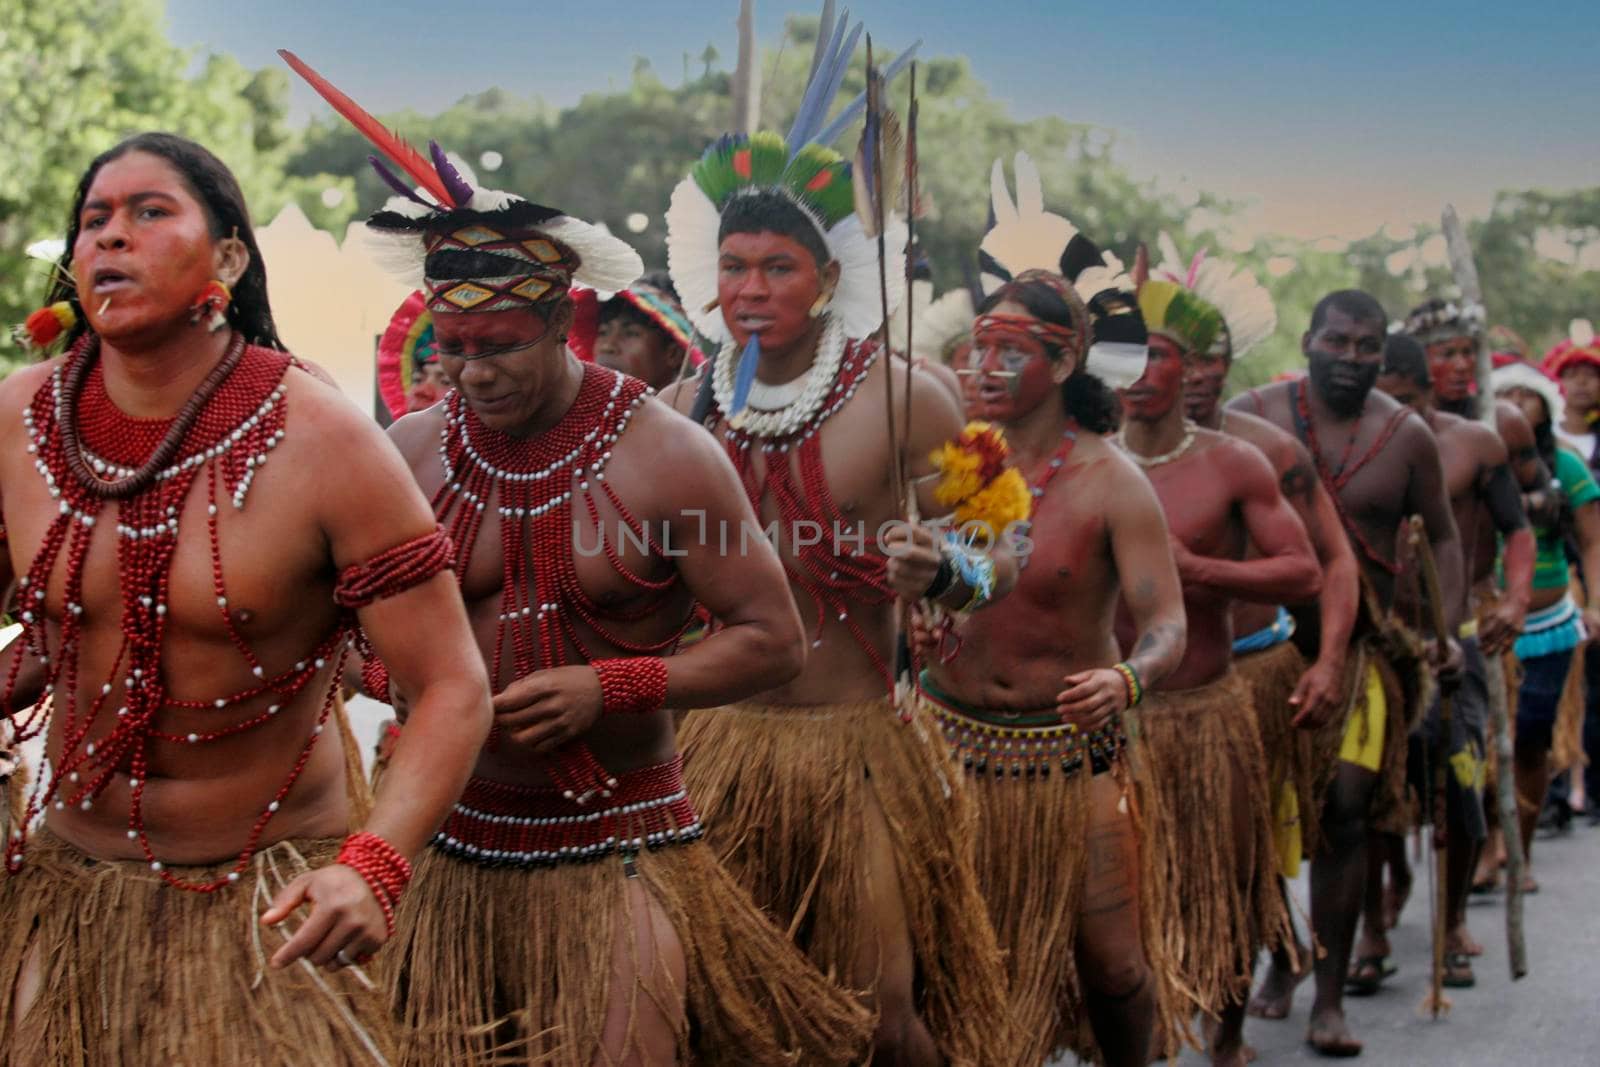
345;697;1599;1066
1165;820;1600;1066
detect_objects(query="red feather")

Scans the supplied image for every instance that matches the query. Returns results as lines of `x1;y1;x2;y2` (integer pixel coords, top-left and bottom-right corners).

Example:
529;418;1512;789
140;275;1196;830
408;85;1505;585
277;49;456;209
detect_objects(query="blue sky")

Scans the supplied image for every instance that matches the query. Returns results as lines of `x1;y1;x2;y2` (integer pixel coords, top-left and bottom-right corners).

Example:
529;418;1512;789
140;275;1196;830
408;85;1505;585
166;1;1599;241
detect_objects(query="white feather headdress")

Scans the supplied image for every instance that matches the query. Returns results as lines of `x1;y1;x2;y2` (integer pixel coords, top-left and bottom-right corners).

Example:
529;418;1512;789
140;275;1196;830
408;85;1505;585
1152;233;1277;359
977;152;1146;389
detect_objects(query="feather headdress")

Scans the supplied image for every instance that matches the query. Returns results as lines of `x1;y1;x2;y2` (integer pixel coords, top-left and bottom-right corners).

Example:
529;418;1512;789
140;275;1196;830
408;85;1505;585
665;6;910;351
1151;234;1276;359
1542;317;1600;379
280;50;640;313
1403;295;1486;346
1493;360;1564;428
978;152;1147;389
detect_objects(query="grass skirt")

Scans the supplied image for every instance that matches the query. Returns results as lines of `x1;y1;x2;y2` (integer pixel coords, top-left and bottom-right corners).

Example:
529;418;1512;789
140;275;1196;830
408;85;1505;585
916;690;1188;1064
0;830;396;1066
1128;672;1289;1019
1236;638;1318;863
678;697;1012;1066
385;838;869;1066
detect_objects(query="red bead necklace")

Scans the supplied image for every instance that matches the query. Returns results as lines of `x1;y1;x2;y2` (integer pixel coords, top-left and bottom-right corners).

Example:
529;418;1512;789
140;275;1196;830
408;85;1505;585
432;362;687;800
4;335;348;892
716;339;895;690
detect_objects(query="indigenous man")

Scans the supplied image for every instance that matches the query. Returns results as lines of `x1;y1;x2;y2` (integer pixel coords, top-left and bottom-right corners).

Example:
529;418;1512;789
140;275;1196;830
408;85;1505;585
1115;277;1322;1066
1371;334;1533;987
662;114;1012;1061
917;165;1191;1067
1543;323;1600;825
1165;247;1362;1022
1494;360;1600;876
568;269;705;390
0;131;493;1064
287;62;874;1062
1228;289;1466;1057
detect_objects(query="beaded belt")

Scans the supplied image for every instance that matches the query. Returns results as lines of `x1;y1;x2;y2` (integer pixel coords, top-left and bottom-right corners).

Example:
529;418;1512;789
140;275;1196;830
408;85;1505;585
432;754;702;868
919;676;1125;781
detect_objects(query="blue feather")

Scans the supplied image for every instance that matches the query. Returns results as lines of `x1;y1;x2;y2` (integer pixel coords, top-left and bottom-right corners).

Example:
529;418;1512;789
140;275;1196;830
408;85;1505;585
729;333;763;419
787;10;855;158
814;41;921;147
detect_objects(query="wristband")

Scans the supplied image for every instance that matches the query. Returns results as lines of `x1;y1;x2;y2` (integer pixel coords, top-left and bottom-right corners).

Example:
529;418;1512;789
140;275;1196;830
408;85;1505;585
592;657;669;716
1111;661;1143;708
337;831;413;938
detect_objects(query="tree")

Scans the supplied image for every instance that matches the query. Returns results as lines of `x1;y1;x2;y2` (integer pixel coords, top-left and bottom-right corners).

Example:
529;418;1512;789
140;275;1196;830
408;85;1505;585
0;0;357;367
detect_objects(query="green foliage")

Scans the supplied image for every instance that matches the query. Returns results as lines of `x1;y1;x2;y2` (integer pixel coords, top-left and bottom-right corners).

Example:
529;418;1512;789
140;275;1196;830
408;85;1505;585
0;0;355;370
3;3;1592;391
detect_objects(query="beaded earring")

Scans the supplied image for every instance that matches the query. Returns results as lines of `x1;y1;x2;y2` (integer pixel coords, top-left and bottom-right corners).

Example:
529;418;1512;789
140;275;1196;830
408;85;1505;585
189;280;232;332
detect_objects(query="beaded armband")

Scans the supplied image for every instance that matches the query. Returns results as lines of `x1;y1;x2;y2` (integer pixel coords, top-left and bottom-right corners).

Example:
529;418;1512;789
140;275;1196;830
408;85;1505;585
336;831;413;938
592;657;669;716
334;527;454;609
1111;661;1144;708
360;657;392;703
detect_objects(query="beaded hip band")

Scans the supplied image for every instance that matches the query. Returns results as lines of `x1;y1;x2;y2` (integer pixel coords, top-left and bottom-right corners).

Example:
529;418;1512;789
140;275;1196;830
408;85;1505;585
432;754;702;868
918;679;1125;781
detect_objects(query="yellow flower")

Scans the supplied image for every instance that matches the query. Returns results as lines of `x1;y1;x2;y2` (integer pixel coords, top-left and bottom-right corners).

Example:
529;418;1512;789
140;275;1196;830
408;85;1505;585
954;469;1032;533
931;441;983;506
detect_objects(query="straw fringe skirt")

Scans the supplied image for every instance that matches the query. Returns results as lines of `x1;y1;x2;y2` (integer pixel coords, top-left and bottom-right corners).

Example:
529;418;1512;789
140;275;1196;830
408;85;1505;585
678;698;1012;1067
0;831;396;1066
1236;639;1319;862
385;841;870;1066
1128;672;1289;1019
919;697;1188;1065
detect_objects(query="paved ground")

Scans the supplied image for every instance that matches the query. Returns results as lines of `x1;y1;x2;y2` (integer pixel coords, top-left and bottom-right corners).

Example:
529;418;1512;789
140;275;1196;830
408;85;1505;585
1160;821;1600;1066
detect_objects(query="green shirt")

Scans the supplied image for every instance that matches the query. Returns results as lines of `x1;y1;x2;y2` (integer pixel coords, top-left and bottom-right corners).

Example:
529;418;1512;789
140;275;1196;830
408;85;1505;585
1532;447;1600;590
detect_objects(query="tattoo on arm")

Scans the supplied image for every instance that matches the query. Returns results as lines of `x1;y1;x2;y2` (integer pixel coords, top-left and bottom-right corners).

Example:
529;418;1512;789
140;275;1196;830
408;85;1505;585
1127;621;1182;679
1280;462;1316;508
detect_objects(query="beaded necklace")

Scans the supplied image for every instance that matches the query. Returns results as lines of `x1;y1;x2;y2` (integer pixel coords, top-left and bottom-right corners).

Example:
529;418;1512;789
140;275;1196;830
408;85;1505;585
715;338;894;687
1115;419;1199;468
3;334;349;893
432;362;687;682
1291;380;1410;575
1015;427;1079;572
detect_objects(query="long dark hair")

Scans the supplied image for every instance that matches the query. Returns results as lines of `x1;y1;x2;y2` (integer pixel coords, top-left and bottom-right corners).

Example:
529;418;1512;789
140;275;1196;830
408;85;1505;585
976;276;1120;434
46;132;284;352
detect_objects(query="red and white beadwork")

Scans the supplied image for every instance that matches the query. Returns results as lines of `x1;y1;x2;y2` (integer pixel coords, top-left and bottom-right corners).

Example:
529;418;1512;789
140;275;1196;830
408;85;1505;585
435;755;702;867
4;336;344;892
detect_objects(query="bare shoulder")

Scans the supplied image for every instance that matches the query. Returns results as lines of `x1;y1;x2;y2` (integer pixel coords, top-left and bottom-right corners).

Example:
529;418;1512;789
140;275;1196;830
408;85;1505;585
1222;406;1299;454
901;355;964;437
916;358;964;407
0;357;57;413
1225;378;1291;420
386;403;447;468
656;366;706;418
279;364;402;468
1090;436;1164;516
1494;399;1534;441
1446;415;1506;461
1202;427;1277;486
617;394;730;472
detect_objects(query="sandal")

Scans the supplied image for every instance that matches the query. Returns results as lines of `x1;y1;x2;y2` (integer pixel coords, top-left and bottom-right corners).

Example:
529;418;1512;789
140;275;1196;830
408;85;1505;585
1442;951;1475;988
1345;955;1396;996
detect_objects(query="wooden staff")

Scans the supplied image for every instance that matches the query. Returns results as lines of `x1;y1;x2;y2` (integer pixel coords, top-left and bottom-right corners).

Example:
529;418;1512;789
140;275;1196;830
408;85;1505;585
1441;203;1529;978
1410;514;1452;1018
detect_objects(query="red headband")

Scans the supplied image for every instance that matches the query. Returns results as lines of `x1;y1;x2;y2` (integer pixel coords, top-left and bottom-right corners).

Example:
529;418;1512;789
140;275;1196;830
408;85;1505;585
972;312;1080;356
